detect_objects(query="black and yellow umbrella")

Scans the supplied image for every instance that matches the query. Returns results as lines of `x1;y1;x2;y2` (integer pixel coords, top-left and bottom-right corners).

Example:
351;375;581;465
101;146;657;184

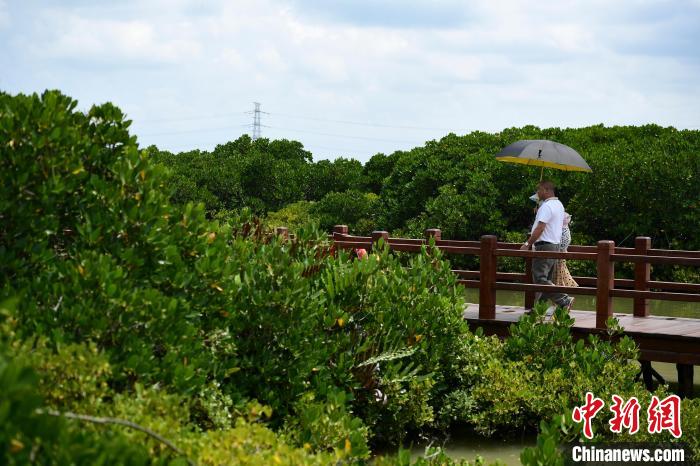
495;139;592;180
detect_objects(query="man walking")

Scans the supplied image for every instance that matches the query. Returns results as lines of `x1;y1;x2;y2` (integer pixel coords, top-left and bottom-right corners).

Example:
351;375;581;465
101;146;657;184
520;181;574;312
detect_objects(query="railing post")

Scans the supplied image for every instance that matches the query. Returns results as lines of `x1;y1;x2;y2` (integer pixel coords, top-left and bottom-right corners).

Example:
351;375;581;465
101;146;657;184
425;228;441;254
596;240;615;329
371;230;390;252
333;225;349;240
424;228;441;241
524;255;535;310
634;237;651;317
275;226;289;241
479;235;497;320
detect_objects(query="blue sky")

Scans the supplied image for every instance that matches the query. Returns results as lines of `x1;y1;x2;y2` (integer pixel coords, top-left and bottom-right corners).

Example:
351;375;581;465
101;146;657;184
1;0;699;162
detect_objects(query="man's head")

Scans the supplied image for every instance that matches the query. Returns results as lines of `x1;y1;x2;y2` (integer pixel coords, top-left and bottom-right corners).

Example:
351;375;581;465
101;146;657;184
536;180;556;200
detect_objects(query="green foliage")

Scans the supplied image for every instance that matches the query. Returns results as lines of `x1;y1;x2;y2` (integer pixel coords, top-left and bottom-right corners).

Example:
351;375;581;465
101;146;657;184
498;231;526;273
283;391;370;460
18;340;113;412
4;89;698;465
150;117;700;274
520;415;574;466
148;147;244;213
306;157;364;201
312;189;380;235
406;182;505;240
264;200;318;232
1;90;245;394
1;90;475;462
446;302;646;436
0;351;156;465
187;422;339;466
150;136;312;215
362;152;398;194
681;398;700;461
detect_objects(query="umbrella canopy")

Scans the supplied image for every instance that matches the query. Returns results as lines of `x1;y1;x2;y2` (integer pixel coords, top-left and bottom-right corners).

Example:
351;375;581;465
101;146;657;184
495;139;592;173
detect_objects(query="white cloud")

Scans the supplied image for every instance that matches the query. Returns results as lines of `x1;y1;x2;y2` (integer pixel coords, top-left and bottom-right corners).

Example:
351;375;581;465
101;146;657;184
36;11;201;64
2;0;698;160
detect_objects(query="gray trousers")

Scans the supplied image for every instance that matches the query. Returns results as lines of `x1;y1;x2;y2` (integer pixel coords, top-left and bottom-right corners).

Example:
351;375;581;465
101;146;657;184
532;242;570;306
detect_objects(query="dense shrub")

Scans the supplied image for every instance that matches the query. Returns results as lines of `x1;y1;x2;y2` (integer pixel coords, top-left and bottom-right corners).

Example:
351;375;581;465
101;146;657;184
0;348;157;465
312;189;380;235
439;303;647;437
0;90;476;462
264;200;318;232
150;136;312;215
305;157;364;201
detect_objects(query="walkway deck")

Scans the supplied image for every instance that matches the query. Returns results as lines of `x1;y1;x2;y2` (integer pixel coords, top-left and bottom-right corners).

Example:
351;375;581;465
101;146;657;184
324;226;700;396
463;304;700;366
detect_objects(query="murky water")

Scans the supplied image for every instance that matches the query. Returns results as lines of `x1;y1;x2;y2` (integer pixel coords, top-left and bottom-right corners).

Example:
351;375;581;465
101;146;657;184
411;429;535;465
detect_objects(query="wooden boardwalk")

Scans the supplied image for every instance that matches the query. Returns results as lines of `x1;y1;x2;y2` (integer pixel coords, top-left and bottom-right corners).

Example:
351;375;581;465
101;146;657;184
463;304;700;366
324;225;700;397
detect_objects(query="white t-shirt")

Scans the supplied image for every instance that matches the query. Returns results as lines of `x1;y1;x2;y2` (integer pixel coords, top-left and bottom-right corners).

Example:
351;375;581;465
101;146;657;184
531;197;565;244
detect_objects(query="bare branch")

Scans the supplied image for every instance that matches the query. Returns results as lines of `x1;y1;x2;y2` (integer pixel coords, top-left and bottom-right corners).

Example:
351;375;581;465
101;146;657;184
40;409;195;466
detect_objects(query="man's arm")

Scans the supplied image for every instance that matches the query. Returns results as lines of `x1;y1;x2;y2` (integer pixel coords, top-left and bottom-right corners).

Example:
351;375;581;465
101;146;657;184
521;221;546;250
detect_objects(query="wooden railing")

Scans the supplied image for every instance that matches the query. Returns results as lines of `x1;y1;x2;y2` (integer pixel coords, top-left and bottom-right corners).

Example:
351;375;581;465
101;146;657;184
328;225;700;330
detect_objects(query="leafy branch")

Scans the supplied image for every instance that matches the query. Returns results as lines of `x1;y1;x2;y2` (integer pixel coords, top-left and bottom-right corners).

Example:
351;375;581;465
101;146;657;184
354;346;417;368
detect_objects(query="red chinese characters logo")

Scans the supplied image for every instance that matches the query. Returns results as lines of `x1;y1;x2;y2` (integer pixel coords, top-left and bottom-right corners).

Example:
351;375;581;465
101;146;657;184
573;393;682;439
572;392;605;439
609;395;640;434
648;394;682;438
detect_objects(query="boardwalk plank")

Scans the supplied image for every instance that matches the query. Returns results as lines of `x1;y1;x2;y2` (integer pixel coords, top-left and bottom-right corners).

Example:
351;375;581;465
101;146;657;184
463;304;700;365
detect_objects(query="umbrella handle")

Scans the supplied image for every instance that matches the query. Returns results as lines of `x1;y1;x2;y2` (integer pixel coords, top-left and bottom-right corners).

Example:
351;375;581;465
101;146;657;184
540;166;544;181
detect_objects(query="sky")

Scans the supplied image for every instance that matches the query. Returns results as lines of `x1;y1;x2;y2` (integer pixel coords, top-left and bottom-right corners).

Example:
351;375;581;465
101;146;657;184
1;0;699;163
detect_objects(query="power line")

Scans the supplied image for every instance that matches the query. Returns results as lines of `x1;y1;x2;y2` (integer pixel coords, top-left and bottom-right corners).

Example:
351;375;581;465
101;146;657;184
134;108;461;133
140;124;250;137
133;107;700;133
146;132;383;156
269;111;460;132
137;111;248;123
265;124;426;144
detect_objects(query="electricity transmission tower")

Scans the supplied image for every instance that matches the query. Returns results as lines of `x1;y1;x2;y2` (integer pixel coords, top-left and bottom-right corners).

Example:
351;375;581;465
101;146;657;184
251;102;263;140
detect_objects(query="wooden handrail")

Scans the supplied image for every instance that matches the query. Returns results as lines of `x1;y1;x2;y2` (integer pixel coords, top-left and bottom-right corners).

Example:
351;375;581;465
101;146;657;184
494;249;598;260
334;231;700;263
454;270;525;281
388;237;426;245
612;254;700;266
331;226;700;329
647;281;700;293
334;240;373;248
436;239;482;247
647;248;700;258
